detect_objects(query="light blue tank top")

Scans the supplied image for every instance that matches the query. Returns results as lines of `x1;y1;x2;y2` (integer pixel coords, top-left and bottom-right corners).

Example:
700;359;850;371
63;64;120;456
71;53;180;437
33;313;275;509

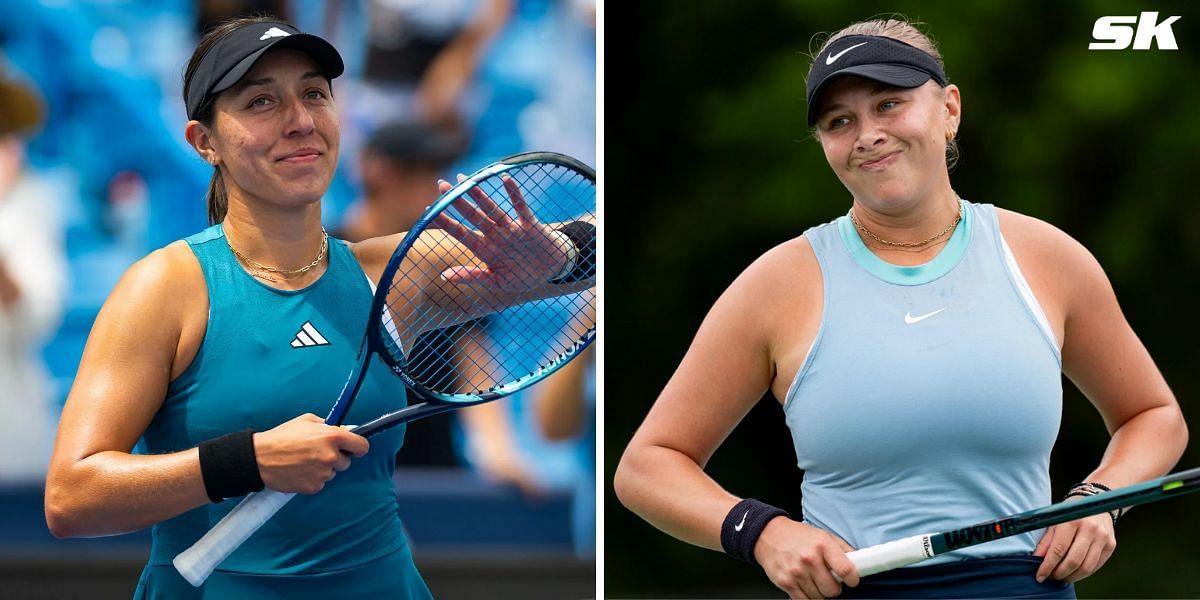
140;224;413;576
785;200;1062;562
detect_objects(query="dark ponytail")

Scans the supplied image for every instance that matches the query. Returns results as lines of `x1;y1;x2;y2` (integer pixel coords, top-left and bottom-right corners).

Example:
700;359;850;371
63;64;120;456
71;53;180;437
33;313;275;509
205;169;229;225
182;15;286;224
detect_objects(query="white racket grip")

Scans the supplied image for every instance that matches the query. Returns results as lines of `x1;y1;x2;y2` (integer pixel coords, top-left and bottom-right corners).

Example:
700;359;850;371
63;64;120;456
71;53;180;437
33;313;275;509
172;489;297;586
841;534;936;579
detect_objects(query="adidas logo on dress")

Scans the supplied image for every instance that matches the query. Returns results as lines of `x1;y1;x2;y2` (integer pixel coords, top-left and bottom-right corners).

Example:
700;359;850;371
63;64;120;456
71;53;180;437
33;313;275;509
291;321;330;348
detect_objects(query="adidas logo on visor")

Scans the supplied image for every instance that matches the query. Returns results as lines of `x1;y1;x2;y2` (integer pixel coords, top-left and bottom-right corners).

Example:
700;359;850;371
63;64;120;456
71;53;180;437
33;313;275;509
260;27;290;41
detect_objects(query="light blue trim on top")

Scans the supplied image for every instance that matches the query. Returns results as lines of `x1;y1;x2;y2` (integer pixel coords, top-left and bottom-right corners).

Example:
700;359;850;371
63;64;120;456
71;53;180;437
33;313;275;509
837;199;972;286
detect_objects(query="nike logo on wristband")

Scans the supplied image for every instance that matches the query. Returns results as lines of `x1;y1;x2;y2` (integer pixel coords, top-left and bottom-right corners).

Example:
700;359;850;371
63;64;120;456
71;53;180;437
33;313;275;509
734;510;749;532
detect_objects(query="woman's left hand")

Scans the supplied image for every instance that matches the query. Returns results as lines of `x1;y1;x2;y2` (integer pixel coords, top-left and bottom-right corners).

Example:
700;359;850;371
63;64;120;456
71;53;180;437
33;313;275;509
432;175;572;290
1033;501;1116;584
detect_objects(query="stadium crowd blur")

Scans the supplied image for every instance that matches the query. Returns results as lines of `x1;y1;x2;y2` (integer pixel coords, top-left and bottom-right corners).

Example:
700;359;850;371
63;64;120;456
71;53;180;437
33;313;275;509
0;0;595;561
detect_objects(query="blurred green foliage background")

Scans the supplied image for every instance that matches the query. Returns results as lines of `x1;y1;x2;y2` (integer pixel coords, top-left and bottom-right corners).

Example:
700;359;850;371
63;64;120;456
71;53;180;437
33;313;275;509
604;0;1199;597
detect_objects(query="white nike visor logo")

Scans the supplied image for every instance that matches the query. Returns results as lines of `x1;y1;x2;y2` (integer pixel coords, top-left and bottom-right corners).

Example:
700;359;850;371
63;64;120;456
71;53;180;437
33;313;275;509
826;42;869;65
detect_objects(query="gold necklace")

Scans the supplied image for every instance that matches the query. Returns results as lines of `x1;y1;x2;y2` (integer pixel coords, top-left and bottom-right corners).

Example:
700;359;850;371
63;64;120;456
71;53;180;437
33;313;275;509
228;229;328;283
850;199;962;249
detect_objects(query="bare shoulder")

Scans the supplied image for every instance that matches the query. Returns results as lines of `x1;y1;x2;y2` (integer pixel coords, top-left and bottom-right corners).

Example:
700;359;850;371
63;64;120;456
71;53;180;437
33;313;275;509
90;240;205;361
348;232;407;283
115;241;204;306
678;233;823;404
995;207;1104;275
717;234;822;346
995;207;1113;328
736;234;821;297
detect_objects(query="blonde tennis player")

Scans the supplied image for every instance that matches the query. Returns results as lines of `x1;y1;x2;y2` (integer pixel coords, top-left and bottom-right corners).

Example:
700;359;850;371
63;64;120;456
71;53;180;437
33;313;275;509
615;17;1187;600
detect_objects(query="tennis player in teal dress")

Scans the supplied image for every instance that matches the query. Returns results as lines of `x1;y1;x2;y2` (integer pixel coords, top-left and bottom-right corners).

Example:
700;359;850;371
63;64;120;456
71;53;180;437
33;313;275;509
44;16;574;599
129;224;431;598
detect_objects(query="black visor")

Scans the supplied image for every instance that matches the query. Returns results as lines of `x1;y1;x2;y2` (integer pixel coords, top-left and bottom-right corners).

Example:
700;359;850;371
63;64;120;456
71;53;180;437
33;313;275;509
806;35;947;126
185;22;344;120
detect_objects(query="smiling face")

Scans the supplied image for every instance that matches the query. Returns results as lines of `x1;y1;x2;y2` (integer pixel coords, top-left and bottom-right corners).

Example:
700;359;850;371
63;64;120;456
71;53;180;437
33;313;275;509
814;77;960;212
189;49;339;212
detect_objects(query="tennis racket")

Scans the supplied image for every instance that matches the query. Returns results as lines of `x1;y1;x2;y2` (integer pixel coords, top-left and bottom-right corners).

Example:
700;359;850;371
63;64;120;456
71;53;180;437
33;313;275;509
173;151;596;586
842;465;1200;578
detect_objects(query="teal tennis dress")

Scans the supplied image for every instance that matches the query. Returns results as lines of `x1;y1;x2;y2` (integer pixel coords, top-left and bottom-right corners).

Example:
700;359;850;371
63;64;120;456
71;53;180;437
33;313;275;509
133;224;432;599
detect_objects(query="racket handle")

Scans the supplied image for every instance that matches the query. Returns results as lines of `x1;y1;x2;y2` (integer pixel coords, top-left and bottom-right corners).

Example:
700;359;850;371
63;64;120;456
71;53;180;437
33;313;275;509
839;534;936;579
172;489;297;586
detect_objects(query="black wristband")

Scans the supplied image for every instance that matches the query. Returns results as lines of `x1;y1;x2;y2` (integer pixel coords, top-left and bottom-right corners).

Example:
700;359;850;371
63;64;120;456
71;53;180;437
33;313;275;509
198;429;265;503
720;498;790;565
549;221;596;284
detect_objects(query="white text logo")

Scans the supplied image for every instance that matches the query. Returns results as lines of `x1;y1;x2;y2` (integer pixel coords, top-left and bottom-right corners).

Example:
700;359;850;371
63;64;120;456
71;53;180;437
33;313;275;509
1090;12;1180;50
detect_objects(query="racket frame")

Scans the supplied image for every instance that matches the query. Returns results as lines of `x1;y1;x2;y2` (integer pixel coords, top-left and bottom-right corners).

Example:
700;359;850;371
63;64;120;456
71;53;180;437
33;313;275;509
845;465;1200;577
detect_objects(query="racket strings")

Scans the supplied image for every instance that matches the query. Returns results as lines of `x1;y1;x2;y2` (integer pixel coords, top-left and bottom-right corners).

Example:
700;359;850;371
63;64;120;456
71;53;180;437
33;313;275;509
392;283;594;394
379;161;596;398
392;295;595;396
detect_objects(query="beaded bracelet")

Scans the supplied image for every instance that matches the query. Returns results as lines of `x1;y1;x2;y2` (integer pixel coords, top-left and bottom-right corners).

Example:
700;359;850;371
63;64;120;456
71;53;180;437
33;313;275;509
1062;481;1124;525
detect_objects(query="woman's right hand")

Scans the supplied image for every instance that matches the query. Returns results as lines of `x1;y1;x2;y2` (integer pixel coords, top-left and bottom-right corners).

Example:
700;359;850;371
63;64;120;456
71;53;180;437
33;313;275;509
754;518;860;599
252;414;370;494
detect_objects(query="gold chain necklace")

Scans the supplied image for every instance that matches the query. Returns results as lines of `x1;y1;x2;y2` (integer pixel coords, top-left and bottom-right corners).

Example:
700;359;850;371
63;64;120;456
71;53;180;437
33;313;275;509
228;229;328;283
850;199;962;249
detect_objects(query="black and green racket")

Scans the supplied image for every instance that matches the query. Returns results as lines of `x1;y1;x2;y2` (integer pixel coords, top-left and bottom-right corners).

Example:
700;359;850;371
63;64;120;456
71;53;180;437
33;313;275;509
845;466;1200;577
